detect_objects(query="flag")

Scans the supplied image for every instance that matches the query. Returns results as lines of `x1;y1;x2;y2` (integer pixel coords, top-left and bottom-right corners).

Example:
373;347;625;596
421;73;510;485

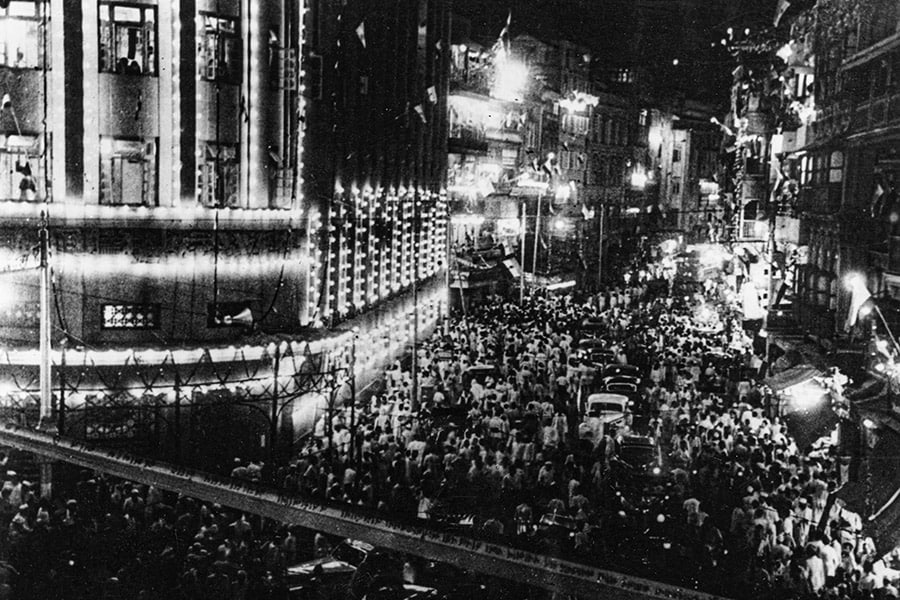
426;86;437;103
435;39;442;52
845;279;872;331
413;104;426;123
581;204;595;220
871;182;886;218
774;0;791;26
499;11;512;38
356;21;366;48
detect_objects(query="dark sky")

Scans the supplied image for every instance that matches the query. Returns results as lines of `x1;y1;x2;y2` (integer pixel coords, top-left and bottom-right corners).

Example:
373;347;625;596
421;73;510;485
451;0;779;105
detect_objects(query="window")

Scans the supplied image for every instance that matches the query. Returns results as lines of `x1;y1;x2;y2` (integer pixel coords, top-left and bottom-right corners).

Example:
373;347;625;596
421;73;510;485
304;53;323;99
99;3;157;75
197;13;240;84
0;1;44;68
99;137;157;205
673;147;681;162
0;135;42;201
638;109;648;127
829;151;844;183
501;148;518;168
102;304;160;329
197;142;239;207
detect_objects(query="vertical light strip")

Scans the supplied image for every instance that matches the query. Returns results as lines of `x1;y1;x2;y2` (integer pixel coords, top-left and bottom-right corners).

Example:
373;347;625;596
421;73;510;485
248;1;261;203
49;0;66;204
159;0;174;206
171;0;181;205
240;0;251;206
194;11;204;204
82;0;100;203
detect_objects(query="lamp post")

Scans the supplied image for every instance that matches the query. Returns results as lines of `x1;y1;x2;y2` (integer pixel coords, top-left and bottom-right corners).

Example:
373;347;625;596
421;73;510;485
532;190;543;283
597;203;605;288
520;197;527;304
39;212;51;424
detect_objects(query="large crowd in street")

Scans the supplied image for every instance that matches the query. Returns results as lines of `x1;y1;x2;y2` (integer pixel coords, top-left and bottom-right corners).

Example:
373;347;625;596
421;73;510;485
4;252;900;599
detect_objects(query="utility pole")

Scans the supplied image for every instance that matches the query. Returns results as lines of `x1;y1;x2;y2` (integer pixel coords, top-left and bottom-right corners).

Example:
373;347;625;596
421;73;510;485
349;329;357;463
38;212;53;499
532;191;543;283
39;212;51;423
597;204;605;288
520;197;527;304
270;344;281;462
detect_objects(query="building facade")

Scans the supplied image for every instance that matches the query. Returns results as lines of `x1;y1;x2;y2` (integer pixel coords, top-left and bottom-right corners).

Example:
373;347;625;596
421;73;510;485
0;0;450;463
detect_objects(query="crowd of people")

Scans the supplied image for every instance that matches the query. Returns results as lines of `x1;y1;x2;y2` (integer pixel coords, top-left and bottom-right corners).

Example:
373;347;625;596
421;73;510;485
286;262;900;599
4;251;900;599
0;465;323;599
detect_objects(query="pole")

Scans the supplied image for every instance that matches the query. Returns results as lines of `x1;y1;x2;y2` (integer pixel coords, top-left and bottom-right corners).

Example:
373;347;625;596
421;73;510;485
411;195;419;412
39;212;51;423
597;204;604;288
270;344;281;463
349;330;357;463
58;338;66;434
520;197;527;304
532;191;543;283
173;377;182;462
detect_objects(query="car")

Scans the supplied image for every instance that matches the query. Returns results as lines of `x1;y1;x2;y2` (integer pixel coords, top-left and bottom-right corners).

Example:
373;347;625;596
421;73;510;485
611;436;672;508
577;393;630;445
602;364;642;379
287;539;375;600
602;375;641;388
575;337;607;357
536;512;580;540
579;317;606;336
617;435;664;476
602;381;638;395
462;364;499;388
363;584;439;600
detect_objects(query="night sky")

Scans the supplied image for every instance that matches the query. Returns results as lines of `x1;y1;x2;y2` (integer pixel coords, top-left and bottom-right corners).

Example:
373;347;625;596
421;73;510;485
451;0;780;106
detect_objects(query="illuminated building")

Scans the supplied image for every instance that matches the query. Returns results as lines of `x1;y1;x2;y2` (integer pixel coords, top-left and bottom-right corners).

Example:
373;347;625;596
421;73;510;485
0;0;449;462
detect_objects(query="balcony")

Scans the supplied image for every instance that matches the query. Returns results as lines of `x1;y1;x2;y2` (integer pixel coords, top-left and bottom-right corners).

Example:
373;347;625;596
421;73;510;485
843;93;900;139
449;69;491;96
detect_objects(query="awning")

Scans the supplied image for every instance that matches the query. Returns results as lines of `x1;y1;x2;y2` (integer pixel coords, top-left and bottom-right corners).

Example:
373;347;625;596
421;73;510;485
764;363;823;391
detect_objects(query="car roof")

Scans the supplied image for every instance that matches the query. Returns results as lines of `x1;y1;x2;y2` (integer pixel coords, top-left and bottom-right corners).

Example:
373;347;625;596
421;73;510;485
620;435;655;446
287;558;358;575
587;393;629;405
344;538;376;552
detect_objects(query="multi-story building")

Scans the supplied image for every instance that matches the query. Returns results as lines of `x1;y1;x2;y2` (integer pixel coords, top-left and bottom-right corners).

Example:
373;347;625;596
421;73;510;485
670;101;722;242
444;19;528;307
0;0;449;465
512;33;597;286
777;0;899;336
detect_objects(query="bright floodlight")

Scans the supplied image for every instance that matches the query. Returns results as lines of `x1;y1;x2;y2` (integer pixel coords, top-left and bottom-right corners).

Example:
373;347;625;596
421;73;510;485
553;218;566;232
630;167;648;189
492;50;528;102
844;272;865;292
